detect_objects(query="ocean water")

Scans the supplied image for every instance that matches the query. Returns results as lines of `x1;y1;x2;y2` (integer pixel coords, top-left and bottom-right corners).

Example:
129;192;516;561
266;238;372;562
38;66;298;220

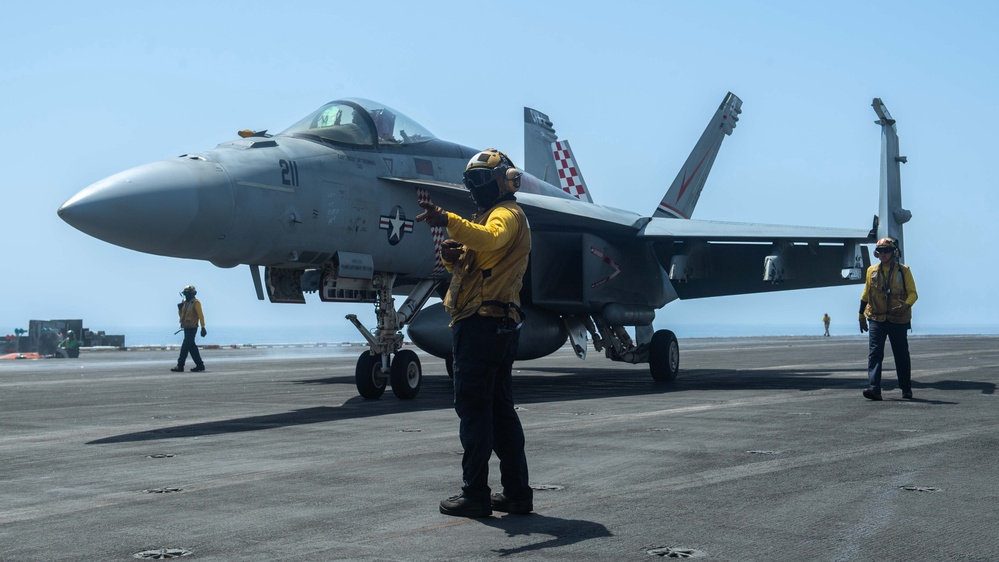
103;322;999;347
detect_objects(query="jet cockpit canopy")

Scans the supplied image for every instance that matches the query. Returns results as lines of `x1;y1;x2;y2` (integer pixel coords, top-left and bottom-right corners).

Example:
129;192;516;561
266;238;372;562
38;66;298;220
279;98;436;147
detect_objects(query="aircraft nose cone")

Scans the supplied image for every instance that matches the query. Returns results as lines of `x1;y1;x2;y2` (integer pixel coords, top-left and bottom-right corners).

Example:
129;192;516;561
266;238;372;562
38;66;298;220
59;159;234;259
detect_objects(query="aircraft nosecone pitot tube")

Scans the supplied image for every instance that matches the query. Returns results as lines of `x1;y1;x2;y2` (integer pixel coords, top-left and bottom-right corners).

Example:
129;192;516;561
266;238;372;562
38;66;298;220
58;158;235;262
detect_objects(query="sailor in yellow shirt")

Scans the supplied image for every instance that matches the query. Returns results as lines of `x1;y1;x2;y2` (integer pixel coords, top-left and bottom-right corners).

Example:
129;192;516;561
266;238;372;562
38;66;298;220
859;237;917;400
417;148;533;519
822;313;831;337
172;285;207;372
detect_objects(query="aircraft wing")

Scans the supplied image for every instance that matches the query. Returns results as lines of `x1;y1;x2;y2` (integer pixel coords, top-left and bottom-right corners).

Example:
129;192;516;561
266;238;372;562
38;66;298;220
381;178;870;299
638;217;870;242
517;189;871;299
640;217;871;299
518;193;870;241
517;196;871;301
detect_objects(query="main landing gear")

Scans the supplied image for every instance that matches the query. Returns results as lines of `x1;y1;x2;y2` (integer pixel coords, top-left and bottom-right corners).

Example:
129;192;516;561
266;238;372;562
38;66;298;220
346;275;438;400
566;314;680;383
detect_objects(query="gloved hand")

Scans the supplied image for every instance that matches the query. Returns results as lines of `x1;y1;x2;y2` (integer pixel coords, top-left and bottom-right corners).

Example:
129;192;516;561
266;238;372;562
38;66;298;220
200;327;207;338
416;201;449;227
891;303;910;314
859;318;868;333
178;302;183;310
440;239;464;262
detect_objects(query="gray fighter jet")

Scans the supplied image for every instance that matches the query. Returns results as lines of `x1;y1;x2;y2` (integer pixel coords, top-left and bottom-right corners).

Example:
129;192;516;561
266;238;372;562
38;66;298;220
58;95;909;400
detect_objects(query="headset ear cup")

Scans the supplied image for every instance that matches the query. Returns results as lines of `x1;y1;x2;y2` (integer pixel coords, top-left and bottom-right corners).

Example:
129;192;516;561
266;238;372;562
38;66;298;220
505;168;522;191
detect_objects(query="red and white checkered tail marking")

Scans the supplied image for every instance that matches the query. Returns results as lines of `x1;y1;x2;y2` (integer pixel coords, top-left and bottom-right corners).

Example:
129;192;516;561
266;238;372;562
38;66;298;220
417;188;447;279
552;141;587;199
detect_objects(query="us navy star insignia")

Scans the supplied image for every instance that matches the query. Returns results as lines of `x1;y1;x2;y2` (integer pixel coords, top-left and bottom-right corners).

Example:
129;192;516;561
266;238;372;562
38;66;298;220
378;206;414;245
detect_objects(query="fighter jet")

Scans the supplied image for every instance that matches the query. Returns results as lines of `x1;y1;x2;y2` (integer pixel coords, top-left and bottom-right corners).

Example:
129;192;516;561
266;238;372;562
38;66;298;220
58;94;909;400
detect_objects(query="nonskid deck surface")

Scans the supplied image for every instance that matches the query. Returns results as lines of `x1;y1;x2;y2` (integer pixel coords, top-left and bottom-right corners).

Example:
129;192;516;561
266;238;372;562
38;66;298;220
2;335;997;561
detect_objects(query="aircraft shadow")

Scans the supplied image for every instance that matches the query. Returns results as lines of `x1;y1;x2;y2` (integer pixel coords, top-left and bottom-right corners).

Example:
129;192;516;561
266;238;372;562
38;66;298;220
88;365;984;445
296;375;357;385
86;394;450;445
521;366;864;395
478;513;612;556
522;365;994;397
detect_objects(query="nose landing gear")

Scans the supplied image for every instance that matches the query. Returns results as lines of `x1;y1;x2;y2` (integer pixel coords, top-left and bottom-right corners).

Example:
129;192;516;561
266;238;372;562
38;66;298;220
347;275;437;399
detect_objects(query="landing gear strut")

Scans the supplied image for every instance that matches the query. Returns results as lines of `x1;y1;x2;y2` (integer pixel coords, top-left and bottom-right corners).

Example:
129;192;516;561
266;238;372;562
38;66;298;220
346;275;437;399
571;313;680;383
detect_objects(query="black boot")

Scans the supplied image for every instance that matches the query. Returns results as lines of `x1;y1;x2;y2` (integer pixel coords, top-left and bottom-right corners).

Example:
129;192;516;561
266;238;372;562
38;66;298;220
439;494;491;518
491;493;533;514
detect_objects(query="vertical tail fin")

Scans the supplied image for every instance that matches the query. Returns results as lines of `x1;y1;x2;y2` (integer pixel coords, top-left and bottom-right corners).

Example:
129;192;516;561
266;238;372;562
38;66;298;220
550;139;592;202
872;98;911;262
653;92;742;219
524;108;594;203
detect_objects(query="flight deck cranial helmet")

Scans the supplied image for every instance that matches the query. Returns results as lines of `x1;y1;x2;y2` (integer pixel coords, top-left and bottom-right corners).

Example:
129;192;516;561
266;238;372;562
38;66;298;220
463;148;522;208
181;285;197;298
874;237;900;259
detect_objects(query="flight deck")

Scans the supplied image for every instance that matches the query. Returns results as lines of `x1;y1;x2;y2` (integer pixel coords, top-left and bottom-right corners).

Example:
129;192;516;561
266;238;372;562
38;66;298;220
1;335;996;561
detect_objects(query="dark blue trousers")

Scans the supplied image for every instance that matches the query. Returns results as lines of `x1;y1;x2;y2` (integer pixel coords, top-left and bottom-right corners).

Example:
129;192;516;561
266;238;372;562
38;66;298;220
452;314;531;502
867;319;911;394
177;327;204;369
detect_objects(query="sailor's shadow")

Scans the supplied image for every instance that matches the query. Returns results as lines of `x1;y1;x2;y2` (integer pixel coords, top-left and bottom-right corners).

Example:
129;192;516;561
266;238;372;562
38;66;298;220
912;379;995;395
478;513;612;556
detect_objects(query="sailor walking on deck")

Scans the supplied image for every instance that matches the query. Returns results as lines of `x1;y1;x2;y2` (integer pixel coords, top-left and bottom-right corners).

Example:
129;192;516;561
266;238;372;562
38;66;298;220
172;285;207;373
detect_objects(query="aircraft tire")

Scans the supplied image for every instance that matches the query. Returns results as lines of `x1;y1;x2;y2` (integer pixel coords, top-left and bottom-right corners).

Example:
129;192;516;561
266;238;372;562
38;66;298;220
649;329;679;383
355;352;387;399
390;349;422;400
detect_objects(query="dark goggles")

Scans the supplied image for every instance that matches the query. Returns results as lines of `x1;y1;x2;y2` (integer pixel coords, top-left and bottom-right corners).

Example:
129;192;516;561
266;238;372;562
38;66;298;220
873;247;895;255
463;167;502;189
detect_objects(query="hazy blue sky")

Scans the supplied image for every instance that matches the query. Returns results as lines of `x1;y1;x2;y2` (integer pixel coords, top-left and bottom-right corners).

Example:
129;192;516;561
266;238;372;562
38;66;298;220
3;1;996;340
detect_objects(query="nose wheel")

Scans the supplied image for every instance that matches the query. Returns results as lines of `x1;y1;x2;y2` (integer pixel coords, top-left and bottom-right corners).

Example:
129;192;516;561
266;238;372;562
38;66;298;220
355;352;387;399
355;350;423;400
389;349;422;399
